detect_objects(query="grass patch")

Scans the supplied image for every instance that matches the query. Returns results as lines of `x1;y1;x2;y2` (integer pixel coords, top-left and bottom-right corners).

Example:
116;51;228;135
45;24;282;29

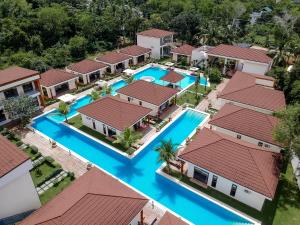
23;147;41;160
164;164;300;225
177;91;202;106
30;162;60;186
39;176;73;205
68;115;133;154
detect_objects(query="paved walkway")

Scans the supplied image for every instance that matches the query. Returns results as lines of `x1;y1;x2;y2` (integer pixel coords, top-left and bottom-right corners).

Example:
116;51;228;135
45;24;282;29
195;78;229;111
20;129;87;178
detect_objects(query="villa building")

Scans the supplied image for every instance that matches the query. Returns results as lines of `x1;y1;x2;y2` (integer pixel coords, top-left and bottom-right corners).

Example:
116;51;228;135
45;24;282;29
20;168;149;225
160;70;185;89
95;52;132;73
0;66;43;125
158;211;188;225
217;71;286;114
119;45;151;65
117;80;178;117
171;44;196;64
78;96;152;137
209;103;282;153
66;59;108;84
0;135;41;223
179;128;280;211
207;44;273;75
40;69;78;98
137;28;174;59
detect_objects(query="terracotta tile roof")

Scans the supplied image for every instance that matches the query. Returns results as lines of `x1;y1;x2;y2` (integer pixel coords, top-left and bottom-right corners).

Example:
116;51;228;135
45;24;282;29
171;44;195;56
160;70;185;83
137;28;174;38
0;135;29;178
96;52;132;65
117;80;178;106
78;96;152;131
207;44;272;64
158;212;188;225
67;59;107;74
119;45;151;57
179;128;280;198
0;66;39;87
209;103;281;147
40;69;78;87
219;71;285;112
20;167;148;225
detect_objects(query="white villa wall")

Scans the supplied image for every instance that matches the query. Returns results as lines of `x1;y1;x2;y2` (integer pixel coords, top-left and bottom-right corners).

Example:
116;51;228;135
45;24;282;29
210;125;282;153
128;211;142;225
66;68;107;84
137;35;161;59
81;114;122;136
0;160;41;219
185;163;268;210
43;79;77;98
217;98;273;114
240;61;270;75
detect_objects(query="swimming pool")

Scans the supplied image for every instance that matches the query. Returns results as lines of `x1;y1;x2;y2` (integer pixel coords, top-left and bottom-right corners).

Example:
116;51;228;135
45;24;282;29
32;105;254;225
109;79;127;96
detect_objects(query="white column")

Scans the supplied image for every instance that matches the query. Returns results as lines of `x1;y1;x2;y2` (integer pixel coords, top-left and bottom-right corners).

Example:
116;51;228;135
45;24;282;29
223;58;228;74
17;86;24;96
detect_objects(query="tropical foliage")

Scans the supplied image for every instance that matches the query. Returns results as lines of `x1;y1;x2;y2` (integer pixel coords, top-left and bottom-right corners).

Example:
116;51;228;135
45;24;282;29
57;101;70;122
113;128;142;150
88;89;101;102
155;139;178;174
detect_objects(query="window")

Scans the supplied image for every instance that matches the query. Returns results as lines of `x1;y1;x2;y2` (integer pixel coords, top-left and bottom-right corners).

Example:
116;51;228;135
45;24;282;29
92;121;96;129
128;97;131;102
236;134;241;139
258;142;263;147
230;184;237;197
193;168;209;184
4;88;18;98
211;175;218;188
23;82;34;93
0;110;6;122
264;144;270;148
139;101;142;106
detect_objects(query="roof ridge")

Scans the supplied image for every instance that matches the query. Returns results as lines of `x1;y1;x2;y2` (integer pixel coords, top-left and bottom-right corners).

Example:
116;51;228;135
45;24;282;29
210;105;244;122
219;84;256;97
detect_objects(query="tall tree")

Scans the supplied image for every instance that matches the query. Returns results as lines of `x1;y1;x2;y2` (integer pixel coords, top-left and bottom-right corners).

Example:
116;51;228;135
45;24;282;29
155;139;178;174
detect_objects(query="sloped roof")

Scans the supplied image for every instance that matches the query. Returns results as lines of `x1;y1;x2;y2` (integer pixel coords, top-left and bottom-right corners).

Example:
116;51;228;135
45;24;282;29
158;212;188;225
0;135;29;178
40;69;78;87
171;44;195;56
78;96;152;131
179;128;280;198
209;103;281;146
96;52;132;65
0;66;39;87
137;29;174;38
160;70;185;83
117;80;178;106
119;45;151;57
67;59;107;74
219;71;285;112
207;44;272;64
20;167;148;225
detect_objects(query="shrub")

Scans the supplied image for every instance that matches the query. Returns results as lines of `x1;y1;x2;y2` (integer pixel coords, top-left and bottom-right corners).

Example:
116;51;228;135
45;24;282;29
1;127;9;135
14;134;21;141
45;156;55;164
30;145;39;154
51;161;62;168
35;168;43;177
16;141;23;147
208;68;222;84
53;180;60;187
7;133;15;140
32;152;42;160
68;171;75;180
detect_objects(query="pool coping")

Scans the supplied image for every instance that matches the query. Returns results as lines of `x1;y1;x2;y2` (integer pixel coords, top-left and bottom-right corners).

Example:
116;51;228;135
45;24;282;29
156;165;261;225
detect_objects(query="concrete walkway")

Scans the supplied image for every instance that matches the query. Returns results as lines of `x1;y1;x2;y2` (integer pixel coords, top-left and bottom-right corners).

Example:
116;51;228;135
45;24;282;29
20;129;87;178
195;78;229;111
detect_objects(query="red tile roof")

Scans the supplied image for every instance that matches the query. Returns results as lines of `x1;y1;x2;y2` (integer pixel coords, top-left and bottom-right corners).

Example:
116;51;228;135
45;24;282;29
0;135;29;178
207;44;272;64
117;80;178;106
160;70;184;83
40;69;78;87
158;212;188;225
96;52;132;65
137;28;174;38
0;66;39;87
67;59;107;74
20;167;148;225
78;96;152;131
209;103;281;147
219;71;285;112
179;128;280;198
171;44;195;56
119;45;151;57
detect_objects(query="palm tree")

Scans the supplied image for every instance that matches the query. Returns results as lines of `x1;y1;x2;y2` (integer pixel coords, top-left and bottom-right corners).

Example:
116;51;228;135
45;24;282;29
57;101;70;122
102;84;112;95
88;89;101;102
113;128;142;150
155;139;178;174
126;76;134;84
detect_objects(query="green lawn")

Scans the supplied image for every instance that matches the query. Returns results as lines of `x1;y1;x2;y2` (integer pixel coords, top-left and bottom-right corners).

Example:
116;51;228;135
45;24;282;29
30;162;60;186
177;91;202;106
68;115;133;154
39;176;73;205
165;164;300;225
187;82;217;94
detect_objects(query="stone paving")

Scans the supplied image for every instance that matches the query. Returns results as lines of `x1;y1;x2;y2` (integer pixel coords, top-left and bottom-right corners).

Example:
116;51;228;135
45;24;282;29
37;171;68;194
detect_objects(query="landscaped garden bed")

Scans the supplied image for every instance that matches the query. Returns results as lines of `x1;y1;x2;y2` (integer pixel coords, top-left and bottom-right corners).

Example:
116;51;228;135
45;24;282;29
177;91;202;106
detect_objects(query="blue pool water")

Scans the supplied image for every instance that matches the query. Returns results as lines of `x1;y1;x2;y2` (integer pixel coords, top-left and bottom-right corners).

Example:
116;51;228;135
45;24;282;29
109;79;127;96
33;105;253;225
